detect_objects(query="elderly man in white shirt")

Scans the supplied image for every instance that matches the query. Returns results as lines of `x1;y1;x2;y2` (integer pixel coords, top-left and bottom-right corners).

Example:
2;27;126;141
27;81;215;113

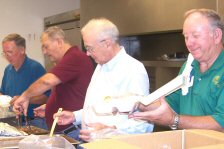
54;18;153;142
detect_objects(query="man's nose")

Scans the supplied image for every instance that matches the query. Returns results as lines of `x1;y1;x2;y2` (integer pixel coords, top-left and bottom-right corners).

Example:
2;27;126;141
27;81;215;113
186;37;194;48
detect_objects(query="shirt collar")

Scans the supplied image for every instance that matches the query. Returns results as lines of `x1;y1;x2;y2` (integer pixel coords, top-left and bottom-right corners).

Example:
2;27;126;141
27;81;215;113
102;46;126;71
192;50;224;74
12;56;28;72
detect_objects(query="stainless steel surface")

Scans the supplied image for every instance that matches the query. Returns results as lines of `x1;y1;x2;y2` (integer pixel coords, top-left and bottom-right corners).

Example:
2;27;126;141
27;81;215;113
44;9;80;46
0;116;17;127
44;9;80;27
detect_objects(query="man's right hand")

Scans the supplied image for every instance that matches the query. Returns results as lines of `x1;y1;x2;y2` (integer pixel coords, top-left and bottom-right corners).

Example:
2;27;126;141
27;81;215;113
12;95;30;117
53;110;76;125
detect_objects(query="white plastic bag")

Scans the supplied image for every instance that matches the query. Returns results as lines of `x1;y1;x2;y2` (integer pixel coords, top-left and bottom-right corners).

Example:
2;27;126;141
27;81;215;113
19;134;75;149
88;128;128;142
0;95;15;118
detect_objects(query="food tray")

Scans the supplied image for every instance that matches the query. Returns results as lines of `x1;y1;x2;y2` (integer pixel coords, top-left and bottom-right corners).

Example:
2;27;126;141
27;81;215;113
18;126;80;145
0;136;26;148
17;126;49;135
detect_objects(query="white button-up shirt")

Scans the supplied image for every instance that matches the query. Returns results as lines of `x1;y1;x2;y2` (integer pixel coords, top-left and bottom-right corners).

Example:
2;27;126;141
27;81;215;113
74;47;153;133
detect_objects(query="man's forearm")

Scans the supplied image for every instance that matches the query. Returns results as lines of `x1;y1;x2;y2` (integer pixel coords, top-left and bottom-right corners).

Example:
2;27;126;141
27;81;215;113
22;73;60;100
178;115;224;131
30;94;49;104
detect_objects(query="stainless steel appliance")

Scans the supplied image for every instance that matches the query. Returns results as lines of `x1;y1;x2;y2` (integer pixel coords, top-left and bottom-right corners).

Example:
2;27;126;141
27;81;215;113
44;9;80;71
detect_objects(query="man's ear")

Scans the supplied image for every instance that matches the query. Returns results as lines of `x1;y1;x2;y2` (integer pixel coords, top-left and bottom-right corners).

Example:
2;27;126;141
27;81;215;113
56;38;64;47
104;39;111;49
19;47;26;54
213;28;223;44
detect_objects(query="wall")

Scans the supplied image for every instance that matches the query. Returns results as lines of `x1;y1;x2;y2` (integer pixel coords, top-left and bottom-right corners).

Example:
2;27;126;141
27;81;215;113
0;0;80;81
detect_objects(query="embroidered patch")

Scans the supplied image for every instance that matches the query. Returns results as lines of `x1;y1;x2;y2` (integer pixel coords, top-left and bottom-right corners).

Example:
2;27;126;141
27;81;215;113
213;76;220;86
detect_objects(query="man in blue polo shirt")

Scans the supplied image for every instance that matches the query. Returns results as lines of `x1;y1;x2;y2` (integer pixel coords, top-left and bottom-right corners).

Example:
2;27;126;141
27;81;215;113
0;33;50;129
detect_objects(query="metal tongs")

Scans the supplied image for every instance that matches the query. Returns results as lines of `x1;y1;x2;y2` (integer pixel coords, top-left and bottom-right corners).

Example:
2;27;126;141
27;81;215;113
17;115;22;128
17;114;31;131
25;116;31;131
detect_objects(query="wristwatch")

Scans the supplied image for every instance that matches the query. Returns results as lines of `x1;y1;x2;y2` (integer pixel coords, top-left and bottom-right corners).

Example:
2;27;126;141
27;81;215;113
170;114;180;130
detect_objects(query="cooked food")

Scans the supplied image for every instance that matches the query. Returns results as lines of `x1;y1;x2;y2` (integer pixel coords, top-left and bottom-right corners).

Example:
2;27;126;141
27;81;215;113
0;122;27;136
18;126;49;135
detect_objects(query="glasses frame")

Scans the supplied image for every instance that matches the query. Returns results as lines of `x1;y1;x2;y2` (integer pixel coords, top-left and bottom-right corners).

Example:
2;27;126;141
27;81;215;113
85;39;106;53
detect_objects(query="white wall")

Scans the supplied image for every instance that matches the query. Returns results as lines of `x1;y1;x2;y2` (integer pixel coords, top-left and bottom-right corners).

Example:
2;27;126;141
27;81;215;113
0;0;80;80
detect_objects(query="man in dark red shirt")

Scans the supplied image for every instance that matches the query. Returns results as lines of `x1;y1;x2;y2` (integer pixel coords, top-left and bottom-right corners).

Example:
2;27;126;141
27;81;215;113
13;26;94;139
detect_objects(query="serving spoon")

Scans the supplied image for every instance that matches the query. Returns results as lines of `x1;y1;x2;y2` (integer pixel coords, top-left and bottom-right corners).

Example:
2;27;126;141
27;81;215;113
49;108;63;137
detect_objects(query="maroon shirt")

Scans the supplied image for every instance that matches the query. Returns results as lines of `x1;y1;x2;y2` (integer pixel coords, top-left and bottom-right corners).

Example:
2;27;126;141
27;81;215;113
45;46;94;131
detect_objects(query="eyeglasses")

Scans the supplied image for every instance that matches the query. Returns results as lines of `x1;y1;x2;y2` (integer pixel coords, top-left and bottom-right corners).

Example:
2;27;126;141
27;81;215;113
1;51;17;57
85;39;106;53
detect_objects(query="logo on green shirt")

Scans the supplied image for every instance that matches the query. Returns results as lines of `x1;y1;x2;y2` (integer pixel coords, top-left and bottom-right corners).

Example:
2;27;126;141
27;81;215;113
213;76;221;87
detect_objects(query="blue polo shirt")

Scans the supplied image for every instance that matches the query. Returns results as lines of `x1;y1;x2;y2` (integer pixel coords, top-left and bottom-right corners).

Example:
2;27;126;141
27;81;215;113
0;56;51;117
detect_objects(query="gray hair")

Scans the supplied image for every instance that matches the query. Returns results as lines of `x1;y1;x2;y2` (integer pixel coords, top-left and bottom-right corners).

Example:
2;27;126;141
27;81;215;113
41;26;68;42
81;18;119;43
184;9;224;41
2;33;26;49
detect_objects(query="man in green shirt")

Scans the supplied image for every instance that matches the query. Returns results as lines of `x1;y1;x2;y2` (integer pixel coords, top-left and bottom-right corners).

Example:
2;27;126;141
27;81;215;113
129;8;224;131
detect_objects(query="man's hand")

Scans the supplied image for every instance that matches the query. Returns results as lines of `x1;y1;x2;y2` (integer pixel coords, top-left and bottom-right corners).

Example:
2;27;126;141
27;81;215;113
12;95;30;116
53;110;76;125
34;104;46;118
80;123;116;142
79;129;92;142
129;97;175;126
10;96;19;105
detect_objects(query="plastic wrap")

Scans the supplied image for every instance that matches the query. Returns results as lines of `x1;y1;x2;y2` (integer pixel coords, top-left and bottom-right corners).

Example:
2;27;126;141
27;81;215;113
19;134;75;149
88;128;128;142
0;95;15;118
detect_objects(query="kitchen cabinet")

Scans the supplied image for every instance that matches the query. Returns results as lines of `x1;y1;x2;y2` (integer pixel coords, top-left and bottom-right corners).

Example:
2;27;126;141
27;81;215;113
81;0;216;35
143;61;184;92
218;0;224;21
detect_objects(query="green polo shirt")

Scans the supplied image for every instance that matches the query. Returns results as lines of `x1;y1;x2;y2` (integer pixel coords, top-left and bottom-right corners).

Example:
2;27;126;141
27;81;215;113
167;50;224;127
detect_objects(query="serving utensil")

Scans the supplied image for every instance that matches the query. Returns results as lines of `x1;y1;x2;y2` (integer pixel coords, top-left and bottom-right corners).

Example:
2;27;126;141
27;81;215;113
50;108;63;137
25;116;31;132
17;115;21;128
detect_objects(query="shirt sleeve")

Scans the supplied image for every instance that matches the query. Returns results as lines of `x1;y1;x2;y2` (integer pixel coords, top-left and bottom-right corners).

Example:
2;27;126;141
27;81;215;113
115;118;154;134
166;90;181;114
126;70;150;95
210;77;224;128
113;64;152;132
50;48;82;84
166;63;186;114
73;109;83;125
